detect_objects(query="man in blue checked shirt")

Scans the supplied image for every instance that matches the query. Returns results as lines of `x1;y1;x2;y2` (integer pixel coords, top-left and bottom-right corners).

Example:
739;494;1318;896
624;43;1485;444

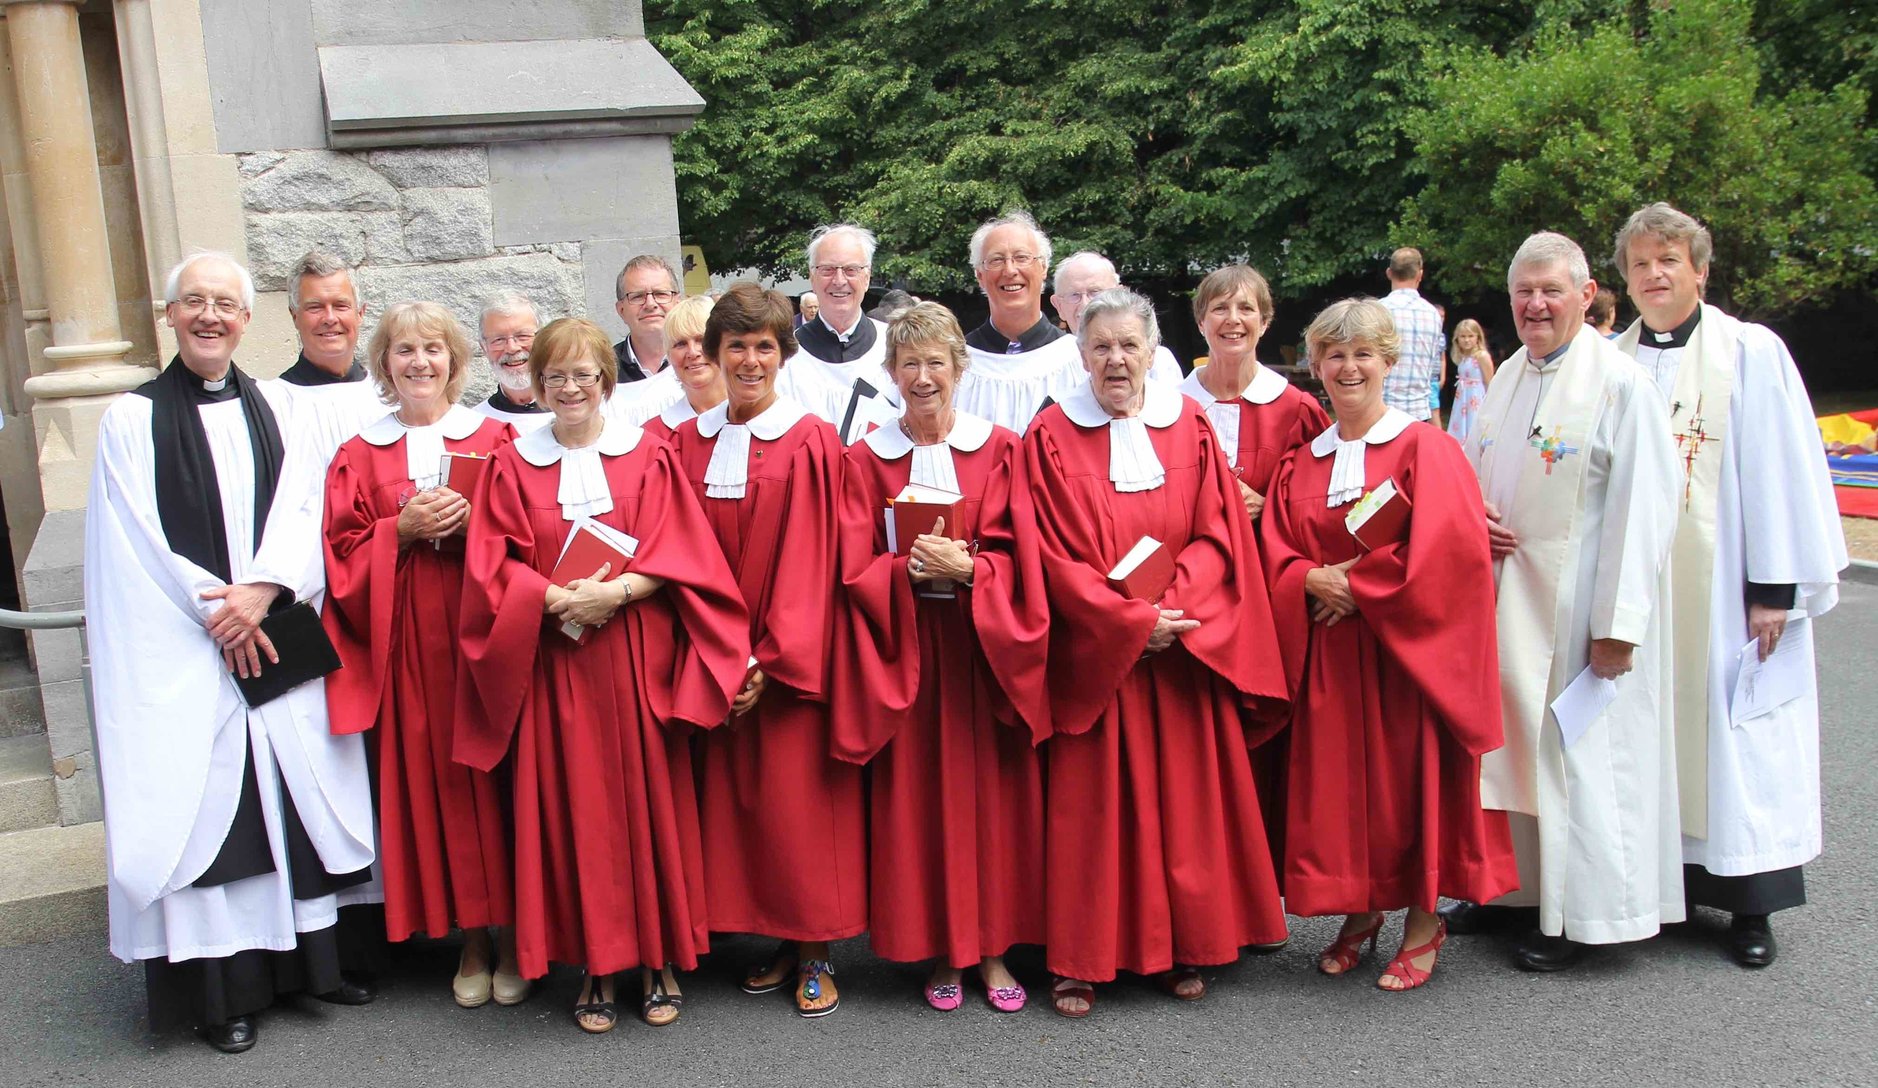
1378;247;1444;423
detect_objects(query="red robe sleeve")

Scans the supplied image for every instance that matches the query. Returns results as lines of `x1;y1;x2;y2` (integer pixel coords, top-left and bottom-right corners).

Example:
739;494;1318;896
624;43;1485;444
1343;430;1504;757
1259;449;1318;697
1019;416;1161;738
623;443;753;730
964;436;1053;744
830;448;919;763
452;448;553;772
750;424;843;702
321;438;399;736
1156;406;1290;739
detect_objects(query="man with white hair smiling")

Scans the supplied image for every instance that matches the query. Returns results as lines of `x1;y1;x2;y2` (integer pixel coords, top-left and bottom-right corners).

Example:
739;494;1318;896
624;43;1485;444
471;291;552;433
1447;231;1683;973
1050;251;1182;384
778;223;900;442
953;210;1087;431
85;251;377;1052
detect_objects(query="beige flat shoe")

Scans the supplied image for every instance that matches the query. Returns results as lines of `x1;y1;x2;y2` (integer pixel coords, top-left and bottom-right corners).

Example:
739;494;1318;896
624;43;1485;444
492;966;532;1006
454;967;493;1008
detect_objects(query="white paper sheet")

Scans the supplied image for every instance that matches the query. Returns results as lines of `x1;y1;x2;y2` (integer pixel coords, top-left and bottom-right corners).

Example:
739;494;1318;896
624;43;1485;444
1730;618;1812;726
1550;665;1619;749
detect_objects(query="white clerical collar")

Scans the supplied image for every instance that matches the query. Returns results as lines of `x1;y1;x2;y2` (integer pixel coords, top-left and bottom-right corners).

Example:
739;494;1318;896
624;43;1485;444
1060;380;1180;492
1179;363;1287;407
358;404;483;447
818;312;864;342
1309;407;1413;507
695;396;808;441
514;418;643;520
1058;379;1182;429
696;396;810;499
359;405;485;490
660;396;704;430
862;411;995;459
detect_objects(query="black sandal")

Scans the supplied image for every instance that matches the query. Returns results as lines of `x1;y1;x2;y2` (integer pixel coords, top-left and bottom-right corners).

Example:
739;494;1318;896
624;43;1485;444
741;942;797;994
642;966;683;1026
573;973;617;1034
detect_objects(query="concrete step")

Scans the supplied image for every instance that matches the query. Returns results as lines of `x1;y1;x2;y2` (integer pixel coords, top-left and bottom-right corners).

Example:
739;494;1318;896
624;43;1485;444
0;732;57;834
0;820;106;946
0;650;47;739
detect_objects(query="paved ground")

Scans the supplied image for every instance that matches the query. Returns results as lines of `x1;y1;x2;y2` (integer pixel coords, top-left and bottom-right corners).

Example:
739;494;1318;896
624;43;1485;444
4;583;1873;1088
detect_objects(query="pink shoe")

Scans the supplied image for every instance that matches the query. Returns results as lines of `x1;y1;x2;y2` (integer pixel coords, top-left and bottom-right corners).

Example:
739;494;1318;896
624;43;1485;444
984;982;1027;1013
925;981;963;1011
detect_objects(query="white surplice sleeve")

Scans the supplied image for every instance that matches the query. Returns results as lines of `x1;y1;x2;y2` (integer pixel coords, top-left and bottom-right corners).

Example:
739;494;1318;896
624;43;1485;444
1589;367;1681;646
1733;325;1848;618
246;391;330;601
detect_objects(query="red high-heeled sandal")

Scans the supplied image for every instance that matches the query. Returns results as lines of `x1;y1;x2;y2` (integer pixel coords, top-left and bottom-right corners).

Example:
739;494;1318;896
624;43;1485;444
1318;913;1384;976
1378;919;1448;992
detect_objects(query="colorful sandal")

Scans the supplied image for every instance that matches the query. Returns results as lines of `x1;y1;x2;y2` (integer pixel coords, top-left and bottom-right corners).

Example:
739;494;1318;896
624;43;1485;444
796;959;839;1017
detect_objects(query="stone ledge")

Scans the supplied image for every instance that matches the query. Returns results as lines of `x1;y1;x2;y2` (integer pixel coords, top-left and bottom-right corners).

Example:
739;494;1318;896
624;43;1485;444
0;820;106;947
319;38;703;149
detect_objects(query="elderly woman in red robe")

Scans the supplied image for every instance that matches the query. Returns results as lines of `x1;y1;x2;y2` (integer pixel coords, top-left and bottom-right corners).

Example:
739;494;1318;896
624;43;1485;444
1260;298;1518;991
455;317;751;1033
833;302;1050;1013
1022;288;1290;1019
322;302;520;1006
667;283;864;1018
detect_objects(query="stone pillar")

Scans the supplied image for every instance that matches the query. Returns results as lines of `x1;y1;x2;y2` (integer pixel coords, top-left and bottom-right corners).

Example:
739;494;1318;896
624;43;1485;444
3;0;146;409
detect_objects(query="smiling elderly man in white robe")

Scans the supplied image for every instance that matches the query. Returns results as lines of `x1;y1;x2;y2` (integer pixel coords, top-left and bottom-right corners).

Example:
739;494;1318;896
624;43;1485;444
85;253;376;1053
1446;232;1684;972
1612;202;1848;968
952;211;1089;432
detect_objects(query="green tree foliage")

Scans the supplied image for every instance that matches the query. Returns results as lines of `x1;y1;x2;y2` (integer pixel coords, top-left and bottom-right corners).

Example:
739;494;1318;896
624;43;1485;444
651;0;1874;318
1399;0;1878;318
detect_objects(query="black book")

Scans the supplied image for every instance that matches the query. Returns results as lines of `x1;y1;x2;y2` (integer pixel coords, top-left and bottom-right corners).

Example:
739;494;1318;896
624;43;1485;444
231;600;342;707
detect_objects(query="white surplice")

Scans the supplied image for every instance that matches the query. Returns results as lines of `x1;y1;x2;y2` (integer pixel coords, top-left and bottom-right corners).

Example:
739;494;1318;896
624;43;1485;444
472;393;554;434
1620;305;1847;876
776;349;898;444
1463;323;1684;943
265;374;387;466
954;336;1087;433
603;367;687;430
85;380;376;964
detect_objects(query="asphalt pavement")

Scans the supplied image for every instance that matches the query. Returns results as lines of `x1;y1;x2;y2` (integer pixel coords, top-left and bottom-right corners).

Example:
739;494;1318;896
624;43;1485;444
4;582;1873;1088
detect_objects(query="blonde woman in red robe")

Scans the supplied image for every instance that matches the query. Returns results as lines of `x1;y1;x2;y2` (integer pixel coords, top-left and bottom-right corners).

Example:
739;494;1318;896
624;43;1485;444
667;283;865;1017
833;302;1051;1013
641;295;724;443
322;302;521;1007
1021;288;1290;1019
1259;298;1518;991
455;318;751;1033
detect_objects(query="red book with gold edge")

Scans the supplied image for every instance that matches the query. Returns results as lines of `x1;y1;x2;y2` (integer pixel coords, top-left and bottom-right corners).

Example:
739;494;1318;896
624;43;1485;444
888;482;966;554
1107;535;1175;602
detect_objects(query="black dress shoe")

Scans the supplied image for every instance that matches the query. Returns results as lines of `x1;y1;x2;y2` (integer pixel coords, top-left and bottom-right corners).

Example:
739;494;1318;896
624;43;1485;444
314;975;377;1006
1514;930;1581;972
1439;901;1538;935
1727;914;1776;968
198;1015;256;1054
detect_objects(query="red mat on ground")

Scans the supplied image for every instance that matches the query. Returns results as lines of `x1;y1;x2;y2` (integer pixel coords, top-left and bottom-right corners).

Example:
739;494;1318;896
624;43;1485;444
1836;485;1878;519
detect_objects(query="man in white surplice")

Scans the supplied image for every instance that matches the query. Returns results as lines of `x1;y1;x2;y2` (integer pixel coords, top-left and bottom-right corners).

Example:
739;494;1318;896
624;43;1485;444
774;222;900;442
1612;203;1848;968
1049;251;1183;384
952;211;1087;432
1446;232;1684;971
85;253;376;1052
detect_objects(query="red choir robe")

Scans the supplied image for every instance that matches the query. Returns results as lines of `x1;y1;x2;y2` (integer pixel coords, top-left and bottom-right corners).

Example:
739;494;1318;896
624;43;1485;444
668;397;868;942
1259;411;1518;915
453;420;752;979
322;407;515;941
1182;366;1331;875
832;414;1052;968
1021;381;1290;982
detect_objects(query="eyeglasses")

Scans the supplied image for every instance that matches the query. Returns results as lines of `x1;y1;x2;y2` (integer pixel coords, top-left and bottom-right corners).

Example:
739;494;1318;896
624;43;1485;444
541;371;602;389
484;332;535;351
1056;289;1111;306
622;289;679;307
979;253;1039;272
812;263;869;280
176;295;245;318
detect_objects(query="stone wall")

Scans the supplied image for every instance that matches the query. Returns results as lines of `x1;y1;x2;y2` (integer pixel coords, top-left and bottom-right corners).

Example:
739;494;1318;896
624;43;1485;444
241;146;586;404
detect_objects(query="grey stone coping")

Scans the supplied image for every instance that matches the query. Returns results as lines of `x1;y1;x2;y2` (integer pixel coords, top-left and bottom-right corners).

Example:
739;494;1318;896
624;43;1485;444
319;37;704;148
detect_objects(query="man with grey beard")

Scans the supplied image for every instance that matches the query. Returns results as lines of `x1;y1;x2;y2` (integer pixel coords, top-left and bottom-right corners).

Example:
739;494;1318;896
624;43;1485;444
471;292;552;433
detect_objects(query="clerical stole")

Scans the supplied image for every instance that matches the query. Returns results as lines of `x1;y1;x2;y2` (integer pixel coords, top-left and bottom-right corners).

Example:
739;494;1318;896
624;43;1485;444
1615;304;1736;838
1467;325;1616;817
